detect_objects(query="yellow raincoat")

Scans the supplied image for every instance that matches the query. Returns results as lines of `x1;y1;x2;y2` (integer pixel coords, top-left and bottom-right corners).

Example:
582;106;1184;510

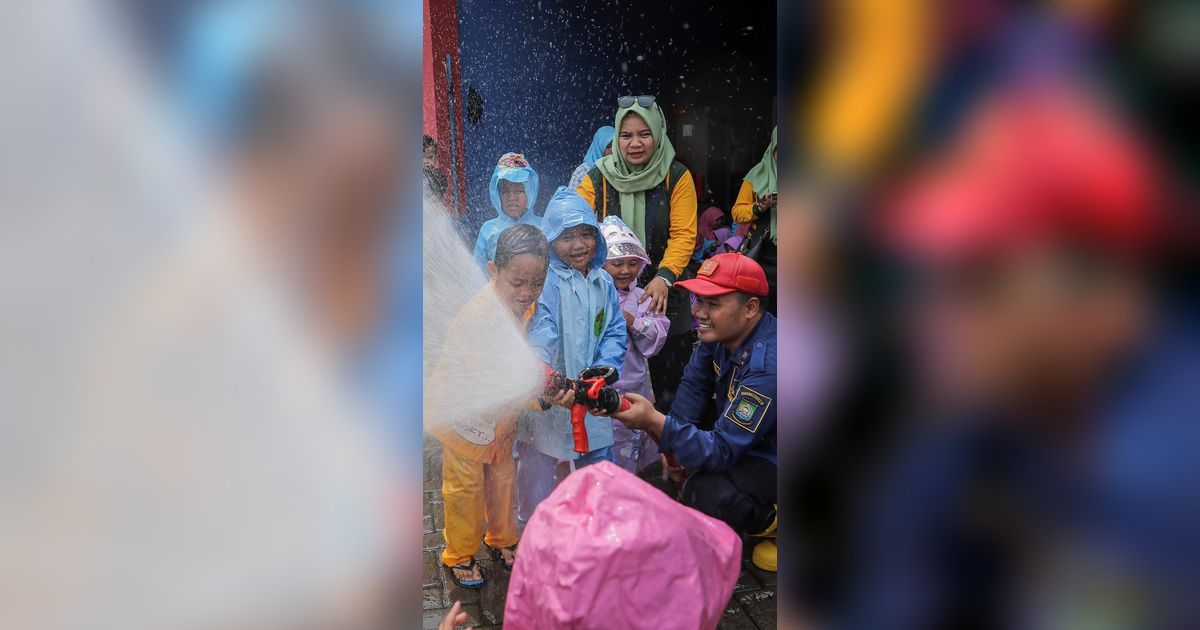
428;282;538;567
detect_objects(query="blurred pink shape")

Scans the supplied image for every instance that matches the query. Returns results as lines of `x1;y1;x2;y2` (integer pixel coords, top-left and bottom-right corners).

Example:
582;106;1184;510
504;462;742;630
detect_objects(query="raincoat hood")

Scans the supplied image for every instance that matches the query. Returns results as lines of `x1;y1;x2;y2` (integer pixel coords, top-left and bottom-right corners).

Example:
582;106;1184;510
583;125;615;166
542;186;607;270
600;216;650;270
503;462;742;629
488;152;539;218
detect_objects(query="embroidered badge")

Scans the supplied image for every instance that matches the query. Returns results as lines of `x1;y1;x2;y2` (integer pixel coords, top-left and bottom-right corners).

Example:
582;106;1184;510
594;309;605;336
723;385;771;433
699;258;719;276
734;400;758;422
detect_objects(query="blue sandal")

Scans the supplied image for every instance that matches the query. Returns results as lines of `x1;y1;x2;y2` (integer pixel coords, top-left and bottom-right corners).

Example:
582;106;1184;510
445;558;484;589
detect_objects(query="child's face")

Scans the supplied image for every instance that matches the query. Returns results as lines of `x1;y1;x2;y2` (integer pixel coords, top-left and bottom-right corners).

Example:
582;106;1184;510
553;226;596;272
489;253;547;317
499;180;528;219
604;257;640;290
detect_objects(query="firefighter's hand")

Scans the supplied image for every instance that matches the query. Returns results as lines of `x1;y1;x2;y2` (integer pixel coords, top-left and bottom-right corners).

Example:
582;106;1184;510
611;393;665;435
662;454;687;484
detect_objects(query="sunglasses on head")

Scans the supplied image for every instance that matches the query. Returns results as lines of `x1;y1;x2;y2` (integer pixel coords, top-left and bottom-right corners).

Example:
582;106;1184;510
617;95;656;108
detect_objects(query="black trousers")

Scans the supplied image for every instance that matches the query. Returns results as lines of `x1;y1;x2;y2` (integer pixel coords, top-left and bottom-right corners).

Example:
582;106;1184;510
649;329;697;414
679;455;777;534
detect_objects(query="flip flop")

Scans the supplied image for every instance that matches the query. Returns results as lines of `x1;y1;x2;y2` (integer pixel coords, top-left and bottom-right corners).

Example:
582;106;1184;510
444;558;484;589
490;544;517;571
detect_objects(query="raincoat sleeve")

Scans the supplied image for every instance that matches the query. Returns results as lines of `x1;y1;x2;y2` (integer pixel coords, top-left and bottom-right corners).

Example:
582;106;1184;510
731;180;756;225
659;367;776;473
568;163;590;191
528;281;561;367
630;294;669;358
575;172;597;210
659;169;699;281
593;282;628;370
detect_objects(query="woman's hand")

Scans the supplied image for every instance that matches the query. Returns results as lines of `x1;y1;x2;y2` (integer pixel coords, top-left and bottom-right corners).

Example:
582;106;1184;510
638;276;670;314
754;193;777;216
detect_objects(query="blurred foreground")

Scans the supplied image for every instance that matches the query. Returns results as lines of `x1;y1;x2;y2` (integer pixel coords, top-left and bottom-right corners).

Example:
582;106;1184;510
780;1;1199;628
1;1;422;628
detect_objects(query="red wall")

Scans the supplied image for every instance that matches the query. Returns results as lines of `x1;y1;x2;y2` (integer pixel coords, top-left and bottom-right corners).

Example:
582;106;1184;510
422;0;467;214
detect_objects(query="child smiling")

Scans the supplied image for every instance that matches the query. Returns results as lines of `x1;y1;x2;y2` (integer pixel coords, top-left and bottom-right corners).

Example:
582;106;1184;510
601;216;668;472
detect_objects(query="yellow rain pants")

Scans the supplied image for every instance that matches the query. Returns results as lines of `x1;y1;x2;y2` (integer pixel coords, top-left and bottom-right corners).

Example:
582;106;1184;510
440;436;518;567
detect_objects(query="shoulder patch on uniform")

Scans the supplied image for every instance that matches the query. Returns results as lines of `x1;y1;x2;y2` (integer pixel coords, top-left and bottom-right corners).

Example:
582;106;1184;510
699;258;719;276
723;385;771;433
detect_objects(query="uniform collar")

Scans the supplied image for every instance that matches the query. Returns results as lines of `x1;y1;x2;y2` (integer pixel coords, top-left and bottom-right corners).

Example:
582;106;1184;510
728;312;772;366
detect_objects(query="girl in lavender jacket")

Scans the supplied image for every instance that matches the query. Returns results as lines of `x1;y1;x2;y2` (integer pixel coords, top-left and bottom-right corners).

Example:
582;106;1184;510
600;216;670;472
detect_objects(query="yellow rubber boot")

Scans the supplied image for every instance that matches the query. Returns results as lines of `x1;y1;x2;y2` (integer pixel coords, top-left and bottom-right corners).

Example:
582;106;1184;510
750;505;778;572
752;539;777;572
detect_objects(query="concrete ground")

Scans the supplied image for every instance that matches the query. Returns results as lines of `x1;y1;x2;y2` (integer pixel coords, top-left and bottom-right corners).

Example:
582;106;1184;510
422;437;777;629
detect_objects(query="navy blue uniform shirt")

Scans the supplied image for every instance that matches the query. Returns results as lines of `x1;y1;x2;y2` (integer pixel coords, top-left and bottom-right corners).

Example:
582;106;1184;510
659;312;777;471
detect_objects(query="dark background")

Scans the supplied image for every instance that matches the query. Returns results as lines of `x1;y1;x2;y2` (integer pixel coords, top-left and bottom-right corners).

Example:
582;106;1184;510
453;0;777;236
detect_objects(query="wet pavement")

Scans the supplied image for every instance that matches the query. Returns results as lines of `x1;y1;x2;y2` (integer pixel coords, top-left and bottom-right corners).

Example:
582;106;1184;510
422;437;777;629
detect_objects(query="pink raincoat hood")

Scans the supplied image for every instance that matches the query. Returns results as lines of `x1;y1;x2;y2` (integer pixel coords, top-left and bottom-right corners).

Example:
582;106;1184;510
503;462;742;629
600;215;651;270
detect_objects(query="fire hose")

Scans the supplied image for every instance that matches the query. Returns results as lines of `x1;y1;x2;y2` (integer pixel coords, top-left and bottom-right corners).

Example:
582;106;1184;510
542;367;680;471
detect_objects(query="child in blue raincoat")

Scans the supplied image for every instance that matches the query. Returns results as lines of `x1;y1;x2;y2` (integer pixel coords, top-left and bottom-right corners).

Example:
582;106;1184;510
473;152;541;271
516;187;628;524
568;125;615;190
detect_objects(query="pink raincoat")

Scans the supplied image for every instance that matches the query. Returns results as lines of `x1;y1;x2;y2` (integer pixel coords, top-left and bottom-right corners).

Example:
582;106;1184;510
503;462;742;629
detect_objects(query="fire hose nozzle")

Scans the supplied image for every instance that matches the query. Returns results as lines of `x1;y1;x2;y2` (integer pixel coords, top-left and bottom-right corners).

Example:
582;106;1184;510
542;366;631;454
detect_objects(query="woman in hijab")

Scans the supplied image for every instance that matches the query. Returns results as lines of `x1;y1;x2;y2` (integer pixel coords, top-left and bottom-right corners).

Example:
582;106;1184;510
568;125;615;190
576;95;698;412
732;126;777;314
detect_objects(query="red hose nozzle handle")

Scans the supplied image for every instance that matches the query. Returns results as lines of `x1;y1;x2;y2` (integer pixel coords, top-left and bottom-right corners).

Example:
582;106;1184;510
570;403;589;454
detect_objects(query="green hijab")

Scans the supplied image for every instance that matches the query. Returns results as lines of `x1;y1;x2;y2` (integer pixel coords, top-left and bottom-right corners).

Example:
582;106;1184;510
594;102;676;244
743;126;777;242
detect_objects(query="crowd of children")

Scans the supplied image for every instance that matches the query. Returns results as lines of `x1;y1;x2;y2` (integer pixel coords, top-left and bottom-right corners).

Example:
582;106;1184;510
432;120;777;591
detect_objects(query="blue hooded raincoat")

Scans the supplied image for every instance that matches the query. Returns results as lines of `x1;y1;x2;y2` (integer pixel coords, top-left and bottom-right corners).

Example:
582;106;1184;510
472;156;541;270
568;126;616;190
524;187;628;459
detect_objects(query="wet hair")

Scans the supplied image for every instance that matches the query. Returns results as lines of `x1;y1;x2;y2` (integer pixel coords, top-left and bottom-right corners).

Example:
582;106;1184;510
495;224;549;269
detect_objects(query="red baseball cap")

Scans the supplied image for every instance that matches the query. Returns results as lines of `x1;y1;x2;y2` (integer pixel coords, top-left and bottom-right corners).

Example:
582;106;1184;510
881;88;1158;264
676;253;770;297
